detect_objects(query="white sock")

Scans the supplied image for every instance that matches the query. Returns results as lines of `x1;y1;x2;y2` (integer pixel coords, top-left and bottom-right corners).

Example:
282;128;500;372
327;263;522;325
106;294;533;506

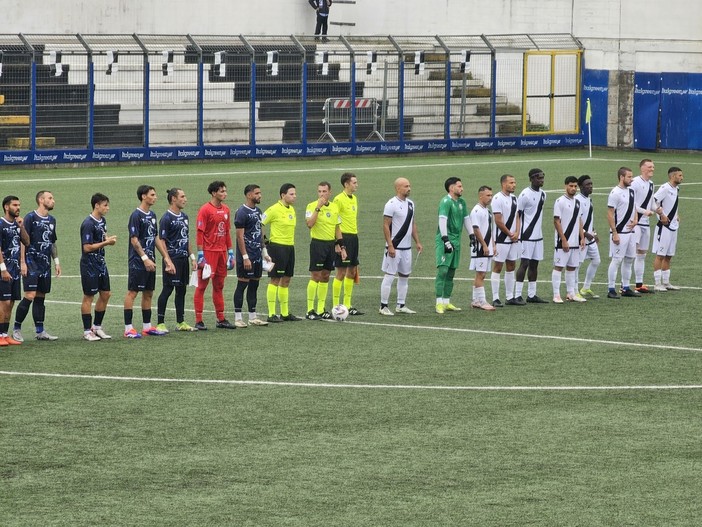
505;271;515;300
621;256;634;288
654;269;662;285
490;272;501;300
381;274;394;305
662;270;671;284
397;276;409;305
565;270;576;296
528;281;537;297
552;270;561;297
634;254;646;284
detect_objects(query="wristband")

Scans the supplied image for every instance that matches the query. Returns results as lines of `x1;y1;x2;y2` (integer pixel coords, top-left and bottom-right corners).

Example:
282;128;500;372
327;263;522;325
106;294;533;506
0;262;6;272
262;247;269;259
54;258;60;265
189;253;196;262
141;254;149;261
335;239;343;247
228;249;235;256
243;254;249;260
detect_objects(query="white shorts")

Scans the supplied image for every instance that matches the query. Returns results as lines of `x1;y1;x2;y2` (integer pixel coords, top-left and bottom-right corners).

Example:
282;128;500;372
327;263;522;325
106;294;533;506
553;248;580;269
609;231;637;259
520;240;544;261
580;242;600;263
634;224;651;252
381;248;412;276
469;256;492;272
493;242;520;263
652;227;678;257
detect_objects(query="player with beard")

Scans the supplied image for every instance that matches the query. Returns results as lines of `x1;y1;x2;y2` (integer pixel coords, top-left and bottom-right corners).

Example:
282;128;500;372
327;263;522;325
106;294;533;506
13;191;61;342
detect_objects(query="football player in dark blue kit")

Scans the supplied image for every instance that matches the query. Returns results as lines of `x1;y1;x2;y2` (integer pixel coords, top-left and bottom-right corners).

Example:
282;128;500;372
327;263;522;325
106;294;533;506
12;191;61;342
1;195;30;347
80;193;117;341
156;188;196;332
123;185;174;339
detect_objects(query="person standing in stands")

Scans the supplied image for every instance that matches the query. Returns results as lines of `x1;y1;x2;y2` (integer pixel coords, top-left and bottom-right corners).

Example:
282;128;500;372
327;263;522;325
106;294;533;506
309;0;332;42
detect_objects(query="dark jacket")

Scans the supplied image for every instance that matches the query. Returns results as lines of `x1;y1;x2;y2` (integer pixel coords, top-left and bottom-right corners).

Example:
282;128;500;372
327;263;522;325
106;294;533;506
309;0;332;15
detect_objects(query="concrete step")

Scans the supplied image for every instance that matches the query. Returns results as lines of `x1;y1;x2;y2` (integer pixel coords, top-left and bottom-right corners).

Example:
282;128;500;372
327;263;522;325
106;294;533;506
147;119;284;146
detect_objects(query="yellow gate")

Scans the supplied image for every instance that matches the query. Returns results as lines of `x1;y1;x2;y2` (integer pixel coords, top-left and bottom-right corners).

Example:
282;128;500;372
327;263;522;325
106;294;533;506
522;50;582;135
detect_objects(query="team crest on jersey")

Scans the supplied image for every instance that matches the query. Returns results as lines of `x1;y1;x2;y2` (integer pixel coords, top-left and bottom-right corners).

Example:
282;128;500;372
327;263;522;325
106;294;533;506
50;224;54;231
288;214;293;220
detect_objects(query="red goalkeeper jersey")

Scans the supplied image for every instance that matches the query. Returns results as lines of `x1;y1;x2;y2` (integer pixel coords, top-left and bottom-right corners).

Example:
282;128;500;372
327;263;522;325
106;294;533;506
196;201;232;251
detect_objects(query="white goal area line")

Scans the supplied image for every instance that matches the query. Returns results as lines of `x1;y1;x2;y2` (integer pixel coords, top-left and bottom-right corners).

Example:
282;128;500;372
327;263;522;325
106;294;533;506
1;371;701;391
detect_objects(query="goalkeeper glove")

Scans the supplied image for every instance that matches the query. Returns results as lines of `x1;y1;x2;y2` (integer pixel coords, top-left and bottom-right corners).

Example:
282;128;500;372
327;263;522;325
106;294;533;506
227;249;235;270
441;236;453;253
196;250;206;268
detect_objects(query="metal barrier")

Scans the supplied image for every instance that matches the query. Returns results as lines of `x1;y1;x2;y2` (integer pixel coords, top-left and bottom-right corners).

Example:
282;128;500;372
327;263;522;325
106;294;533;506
319;97;383;142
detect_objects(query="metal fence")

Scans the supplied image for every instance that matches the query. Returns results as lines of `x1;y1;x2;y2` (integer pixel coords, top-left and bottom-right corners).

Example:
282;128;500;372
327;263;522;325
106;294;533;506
0;33;584;164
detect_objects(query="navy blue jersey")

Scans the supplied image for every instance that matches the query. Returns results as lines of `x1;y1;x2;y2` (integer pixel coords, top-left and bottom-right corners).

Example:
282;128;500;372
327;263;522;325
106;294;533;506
159;209;190;259
24;210;57;277
0;217;22;280
234;204;263;261
80;214;109;275
127;208;158;270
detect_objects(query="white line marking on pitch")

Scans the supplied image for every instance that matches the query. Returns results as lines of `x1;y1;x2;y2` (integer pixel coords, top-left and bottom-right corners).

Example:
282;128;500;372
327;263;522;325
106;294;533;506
0;156;623;184
0;371;700;391
348;321;702;353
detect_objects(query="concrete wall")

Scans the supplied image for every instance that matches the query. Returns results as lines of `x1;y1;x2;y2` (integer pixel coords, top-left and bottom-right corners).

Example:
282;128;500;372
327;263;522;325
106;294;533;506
6;0;699;72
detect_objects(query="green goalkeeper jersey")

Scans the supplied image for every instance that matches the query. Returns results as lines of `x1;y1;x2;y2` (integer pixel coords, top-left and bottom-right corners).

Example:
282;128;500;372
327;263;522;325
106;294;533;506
435;194;469;244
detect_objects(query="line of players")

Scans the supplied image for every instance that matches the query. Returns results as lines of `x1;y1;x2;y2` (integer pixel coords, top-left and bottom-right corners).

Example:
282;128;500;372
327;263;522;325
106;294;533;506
0;173;367;345
433;160;683;313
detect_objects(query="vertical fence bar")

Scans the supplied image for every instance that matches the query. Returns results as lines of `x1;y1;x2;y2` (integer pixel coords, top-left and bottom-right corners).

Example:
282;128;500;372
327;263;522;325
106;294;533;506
250;61;256;145
490;51;497;137
397;60;405;143
87;58;95;150
350;59;356;143
143;60;150;147
30;60;37;151
444;58;452;140
301;58;308;145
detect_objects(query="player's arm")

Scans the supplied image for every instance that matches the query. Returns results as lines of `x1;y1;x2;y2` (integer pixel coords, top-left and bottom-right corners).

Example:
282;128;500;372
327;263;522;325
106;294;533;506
155;235;175;274
334;224;346;259
493;212;510;238
50;242;61;277
554;213;569;251
306;203;320;228
131;235;156;272
235;226;252;270
411;220;422;254
472;223;488;253
383;215;395;257
606;206;619;244
19;239;27;277
17;218;30;247
0;252;9;281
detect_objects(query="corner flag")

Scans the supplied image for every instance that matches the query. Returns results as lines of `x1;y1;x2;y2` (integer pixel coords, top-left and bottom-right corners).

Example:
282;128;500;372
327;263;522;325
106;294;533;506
585;98;592;124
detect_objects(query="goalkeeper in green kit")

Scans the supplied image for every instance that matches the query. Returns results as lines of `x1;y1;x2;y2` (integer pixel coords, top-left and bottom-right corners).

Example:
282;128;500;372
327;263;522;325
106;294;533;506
434;177;471;313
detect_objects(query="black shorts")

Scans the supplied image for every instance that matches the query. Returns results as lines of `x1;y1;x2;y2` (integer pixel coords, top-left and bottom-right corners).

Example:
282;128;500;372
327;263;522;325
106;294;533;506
81;271;111;296
0;277;21;302
163;257;189;288
128;268;156;292
237;257;263;280
23;273;52;294
267;243;295;278
309;238;336;272
335;233;359;267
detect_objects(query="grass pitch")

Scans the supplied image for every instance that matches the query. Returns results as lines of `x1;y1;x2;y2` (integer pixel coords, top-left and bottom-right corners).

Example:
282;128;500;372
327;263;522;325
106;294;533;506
1;149;701;526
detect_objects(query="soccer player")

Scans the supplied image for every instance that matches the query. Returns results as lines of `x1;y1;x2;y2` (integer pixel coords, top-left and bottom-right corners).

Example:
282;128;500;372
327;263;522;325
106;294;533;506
233;184;271;328
515;168;548;304
434;176;470;314
12;191;61;342
379;177;423;315
631;159;656;293
332;172;363;315
261;183;301;323
551;176;586;303
155;188;197;333
469;186;496;311
194;180;236;330
0;195;29;347
576;175;601;299
80;193;116;341
652;166;683;291
123;185;173;338
490;174;522;307
305;181;345;320
606;167;640;299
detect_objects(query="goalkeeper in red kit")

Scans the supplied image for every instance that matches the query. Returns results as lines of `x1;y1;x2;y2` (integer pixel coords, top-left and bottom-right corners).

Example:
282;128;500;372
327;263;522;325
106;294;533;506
194;181;236;330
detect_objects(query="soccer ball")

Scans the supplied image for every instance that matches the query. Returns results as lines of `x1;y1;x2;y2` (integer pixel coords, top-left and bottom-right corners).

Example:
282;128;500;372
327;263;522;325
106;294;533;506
331;304;349;321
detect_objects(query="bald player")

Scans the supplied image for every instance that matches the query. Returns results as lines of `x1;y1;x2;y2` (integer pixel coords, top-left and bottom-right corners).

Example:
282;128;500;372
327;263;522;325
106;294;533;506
379;177;423;315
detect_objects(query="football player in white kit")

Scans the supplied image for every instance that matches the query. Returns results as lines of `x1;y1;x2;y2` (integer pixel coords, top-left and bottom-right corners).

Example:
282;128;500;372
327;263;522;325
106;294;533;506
652;167;683;291
551;176;586;303
490;174;522;307
606;167;640;299
469;186;495;311
380;178;423;315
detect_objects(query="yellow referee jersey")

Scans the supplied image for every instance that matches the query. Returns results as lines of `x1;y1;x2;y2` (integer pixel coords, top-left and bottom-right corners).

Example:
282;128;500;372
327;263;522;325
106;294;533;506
262;200;296;246
333;191;358;234
306;201;341;241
